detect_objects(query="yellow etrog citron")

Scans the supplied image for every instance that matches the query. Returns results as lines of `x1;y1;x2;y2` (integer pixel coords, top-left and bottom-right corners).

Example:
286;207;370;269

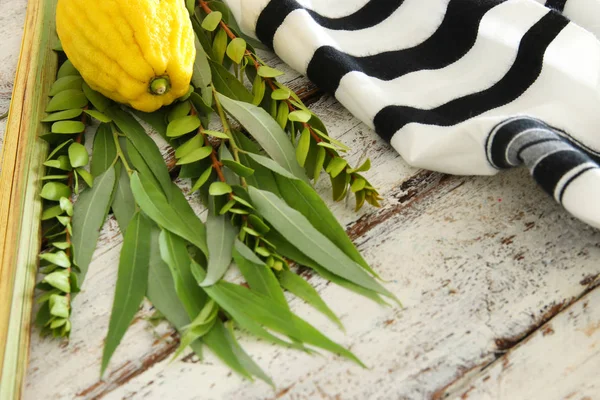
56;0;196;112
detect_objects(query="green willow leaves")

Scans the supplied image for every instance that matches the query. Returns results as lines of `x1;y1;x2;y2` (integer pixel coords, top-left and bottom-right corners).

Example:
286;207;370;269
38;0;395;382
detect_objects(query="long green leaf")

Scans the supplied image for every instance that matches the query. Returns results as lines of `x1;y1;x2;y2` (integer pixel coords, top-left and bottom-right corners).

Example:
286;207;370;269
132;108;170;143
169;181;209;249
159;230;207;318
200;214;237;286
234;132;280;195
266;231;388;306
275;176;378;277
172;300;218;361
191;261;300;350
130;172;208;255
155;231;260;379
72;167;116;282
145;226;204;360
222;321;274;386
278;270;343;330
157;221;263;380
209;282;363;365
125;140;163;190
245;152;377;276
248;187;395;300
192;35;212;88
209;60;253;103
217;94;307;181
233;241;287;307
202;321;253;381
106;107;172;198
111;162;136;233
101;212;151;375
90;124;116;177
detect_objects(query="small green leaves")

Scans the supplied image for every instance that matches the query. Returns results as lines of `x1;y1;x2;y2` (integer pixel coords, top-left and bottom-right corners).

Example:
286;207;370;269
288;110;311;123
216;94;307;181
68;142;88;168
39;251;71;268
209;60;253;103
209;182;232;196
222;159;254;177
84;109;112;123
56;60;79;79
349;158;371;173
257;66;284;78
51;121;85;134
212;28;228;64
203;130;229;139
185;0;195;14
176;146;213;165
49;294;69;319
82;82;111;112
252;74;266;106
43;270;71;293
46;89;88;112
49;75;83;96
176;135;203;159
271;88;291;101
276;102;289;129
41;109;83;122
325;157;348;178
167;115;201;138
41;182;71;201
202;11;222;31
351;177;367;193
44;155;72;171
313;147;326;182
42;205;63;221
296;127;311;167
226;38;247;64
191;166;213;192
168;101;192;122
59;197;74;216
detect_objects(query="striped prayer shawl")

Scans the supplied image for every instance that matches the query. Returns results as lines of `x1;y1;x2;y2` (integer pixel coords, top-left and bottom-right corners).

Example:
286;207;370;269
223;0;600;229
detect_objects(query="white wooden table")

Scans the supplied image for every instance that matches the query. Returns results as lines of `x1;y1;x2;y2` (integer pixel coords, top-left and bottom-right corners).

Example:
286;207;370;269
3;1;600;399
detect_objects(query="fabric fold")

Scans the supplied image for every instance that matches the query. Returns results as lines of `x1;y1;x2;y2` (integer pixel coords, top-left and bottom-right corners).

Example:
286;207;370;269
224;0;600;229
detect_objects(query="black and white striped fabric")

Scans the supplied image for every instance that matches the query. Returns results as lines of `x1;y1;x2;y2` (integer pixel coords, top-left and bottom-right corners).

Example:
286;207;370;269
223;0;600;229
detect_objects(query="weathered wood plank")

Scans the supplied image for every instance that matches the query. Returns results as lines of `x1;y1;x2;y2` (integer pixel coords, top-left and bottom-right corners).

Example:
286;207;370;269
98;168;600;400
442;287;600;400
0;1;598;398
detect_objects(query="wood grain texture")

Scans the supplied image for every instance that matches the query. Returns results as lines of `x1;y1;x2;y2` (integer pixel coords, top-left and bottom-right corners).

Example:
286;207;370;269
0;1;598;399
442;288;600;400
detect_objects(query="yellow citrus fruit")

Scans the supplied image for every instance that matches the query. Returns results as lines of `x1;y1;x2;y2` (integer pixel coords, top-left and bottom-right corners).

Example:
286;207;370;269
56;0;196;112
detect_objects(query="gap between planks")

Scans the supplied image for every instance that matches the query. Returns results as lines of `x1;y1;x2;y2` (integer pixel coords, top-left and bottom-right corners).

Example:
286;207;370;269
440;279;600;400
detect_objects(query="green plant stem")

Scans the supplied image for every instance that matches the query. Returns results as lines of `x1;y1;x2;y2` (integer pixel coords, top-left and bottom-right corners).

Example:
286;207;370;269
111;124;134;176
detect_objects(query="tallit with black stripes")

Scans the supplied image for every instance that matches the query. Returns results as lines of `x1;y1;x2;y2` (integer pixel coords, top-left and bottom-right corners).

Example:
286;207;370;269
223;0;600;229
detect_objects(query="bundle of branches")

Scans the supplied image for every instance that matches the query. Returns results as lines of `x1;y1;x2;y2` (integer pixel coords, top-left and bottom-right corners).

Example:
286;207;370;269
35;0;395;382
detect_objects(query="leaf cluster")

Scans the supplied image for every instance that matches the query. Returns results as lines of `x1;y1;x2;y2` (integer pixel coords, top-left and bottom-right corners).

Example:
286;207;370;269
37;0;396;383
